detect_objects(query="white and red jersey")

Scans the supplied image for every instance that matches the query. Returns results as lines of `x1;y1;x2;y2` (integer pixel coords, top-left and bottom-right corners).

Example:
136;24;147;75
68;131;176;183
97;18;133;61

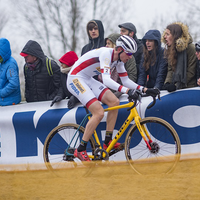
68;47;142;93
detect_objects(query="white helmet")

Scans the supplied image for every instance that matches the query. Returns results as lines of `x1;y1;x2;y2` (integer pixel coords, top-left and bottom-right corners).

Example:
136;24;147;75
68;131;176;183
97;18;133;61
116;35;137;53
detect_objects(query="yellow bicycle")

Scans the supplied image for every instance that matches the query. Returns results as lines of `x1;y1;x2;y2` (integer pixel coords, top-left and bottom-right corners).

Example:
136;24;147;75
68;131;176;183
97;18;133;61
43;92;181;174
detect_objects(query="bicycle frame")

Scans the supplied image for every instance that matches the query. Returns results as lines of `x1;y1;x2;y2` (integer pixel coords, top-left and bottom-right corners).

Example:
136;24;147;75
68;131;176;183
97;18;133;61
100;102;152;155
66;101;153;160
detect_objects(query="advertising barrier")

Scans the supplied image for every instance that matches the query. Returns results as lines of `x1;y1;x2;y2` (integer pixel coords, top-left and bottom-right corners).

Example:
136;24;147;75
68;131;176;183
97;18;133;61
0;87;200;166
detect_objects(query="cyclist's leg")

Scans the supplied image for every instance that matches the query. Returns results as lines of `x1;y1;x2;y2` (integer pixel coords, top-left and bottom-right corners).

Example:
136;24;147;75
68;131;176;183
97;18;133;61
90;81;120;149
67;75;105;160
100;89;120;132
89;78;120;133
82;101;104;141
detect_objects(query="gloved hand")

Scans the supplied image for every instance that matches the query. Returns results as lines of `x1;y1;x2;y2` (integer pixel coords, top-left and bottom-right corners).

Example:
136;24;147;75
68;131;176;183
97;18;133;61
145;88;160;97
50;96;63;107
127;89;139;100
162;83;176;92
68;95;79;109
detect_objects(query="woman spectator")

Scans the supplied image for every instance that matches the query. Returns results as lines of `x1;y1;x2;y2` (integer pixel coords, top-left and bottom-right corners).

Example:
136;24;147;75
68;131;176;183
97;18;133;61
137;30;167;89
162;22;197;92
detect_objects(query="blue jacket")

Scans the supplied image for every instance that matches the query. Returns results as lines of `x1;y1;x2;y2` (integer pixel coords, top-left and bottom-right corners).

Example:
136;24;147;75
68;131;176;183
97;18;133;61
0;38;21;106
137;30;167;89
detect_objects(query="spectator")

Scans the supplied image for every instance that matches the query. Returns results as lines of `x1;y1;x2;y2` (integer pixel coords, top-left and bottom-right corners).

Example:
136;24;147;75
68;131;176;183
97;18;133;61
20;40;61;102
0;38;21;106
118;22;143;77
162;22;197;92
81;19;104;56
195;41;200;86
50;51;79;108
137;30;167;89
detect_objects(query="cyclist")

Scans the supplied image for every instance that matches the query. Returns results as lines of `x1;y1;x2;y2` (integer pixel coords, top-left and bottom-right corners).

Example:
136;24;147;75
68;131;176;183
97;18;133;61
67;35;159;161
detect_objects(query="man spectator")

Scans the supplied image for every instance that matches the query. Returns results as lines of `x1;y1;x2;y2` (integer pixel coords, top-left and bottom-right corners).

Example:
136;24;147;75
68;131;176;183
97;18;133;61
81;19;105;56
118;22;143;79
20;40;61;102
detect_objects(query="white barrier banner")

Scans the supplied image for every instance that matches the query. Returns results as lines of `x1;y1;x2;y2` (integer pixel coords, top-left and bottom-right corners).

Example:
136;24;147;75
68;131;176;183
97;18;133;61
0;88;200;165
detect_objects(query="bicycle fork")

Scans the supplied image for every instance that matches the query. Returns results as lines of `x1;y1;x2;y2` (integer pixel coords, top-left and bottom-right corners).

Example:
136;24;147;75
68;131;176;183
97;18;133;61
127;107;153;150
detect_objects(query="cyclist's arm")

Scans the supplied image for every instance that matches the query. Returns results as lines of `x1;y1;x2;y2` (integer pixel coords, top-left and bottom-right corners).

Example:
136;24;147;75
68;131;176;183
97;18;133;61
99;50;129;93
116;62;144;92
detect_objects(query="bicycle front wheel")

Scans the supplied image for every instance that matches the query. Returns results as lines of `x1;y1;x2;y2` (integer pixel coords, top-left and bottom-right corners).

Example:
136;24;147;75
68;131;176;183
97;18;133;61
125;117;181;174
43;123;96;175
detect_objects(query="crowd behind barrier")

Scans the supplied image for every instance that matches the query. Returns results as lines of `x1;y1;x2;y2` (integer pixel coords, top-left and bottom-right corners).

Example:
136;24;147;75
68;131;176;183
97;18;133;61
1;19;200;167
0;88;200;168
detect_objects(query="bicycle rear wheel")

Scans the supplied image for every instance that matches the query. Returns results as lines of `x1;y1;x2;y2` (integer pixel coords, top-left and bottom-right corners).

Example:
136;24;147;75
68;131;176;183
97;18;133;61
125;117;181;174
43;123;96;176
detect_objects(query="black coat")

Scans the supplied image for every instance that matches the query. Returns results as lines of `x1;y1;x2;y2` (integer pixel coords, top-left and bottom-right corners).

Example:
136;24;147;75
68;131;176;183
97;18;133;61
196;60;200;80
56;73;71;99
133;36;143;77
22;40;61;102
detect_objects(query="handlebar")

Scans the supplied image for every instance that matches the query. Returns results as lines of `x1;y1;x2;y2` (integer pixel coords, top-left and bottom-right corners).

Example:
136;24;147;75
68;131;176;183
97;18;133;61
127;90;161;111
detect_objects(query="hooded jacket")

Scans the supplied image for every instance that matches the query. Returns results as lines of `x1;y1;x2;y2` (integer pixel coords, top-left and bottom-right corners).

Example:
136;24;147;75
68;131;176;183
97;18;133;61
21;40;61;102
161;22;197;89
0;38;21;106
81;19;105;56
137;30;167;89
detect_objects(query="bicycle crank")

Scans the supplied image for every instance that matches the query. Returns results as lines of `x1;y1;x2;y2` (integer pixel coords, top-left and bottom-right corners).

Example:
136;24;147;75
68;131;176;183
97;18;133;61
94;148;109;160
63;147;76;161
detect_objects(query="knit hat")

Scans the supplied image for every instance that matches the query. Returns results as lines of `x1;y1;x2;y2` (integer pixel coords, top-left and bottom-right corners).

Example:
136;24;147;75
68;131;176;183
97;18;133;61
59;51;78;66
105;33;121;46
118;22;137;35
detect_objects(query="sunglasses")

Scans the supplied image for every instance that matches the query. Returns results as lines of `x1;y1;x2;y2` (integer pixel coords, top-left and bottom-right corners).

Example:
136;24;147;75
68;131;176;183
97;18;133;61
124;51;133;56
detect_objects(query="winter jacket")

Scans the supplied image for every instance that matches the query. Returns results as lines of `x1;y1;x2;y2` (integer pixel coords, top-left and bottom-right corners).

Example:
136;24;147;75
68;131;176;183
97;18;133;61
125;58;137;82
21;40;61;102
161;22;197;89
55;73;71;99
137;30;167;89
133;35;143;79
81;19;105;56
0;38;21;106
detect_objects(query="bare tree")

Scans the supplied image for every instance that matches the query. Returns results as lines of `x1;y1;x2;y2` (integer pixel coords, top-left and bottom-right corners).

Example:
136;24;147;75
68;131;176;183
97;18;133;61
10;0;84;59
0;9;9;36
9;0;135;59
176;0;200;42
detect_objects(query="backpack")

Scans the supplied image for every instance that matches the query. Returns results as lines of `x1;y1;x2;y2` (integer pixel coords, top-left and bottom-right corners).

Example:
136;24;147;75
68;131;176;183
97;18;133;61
46;57;53;76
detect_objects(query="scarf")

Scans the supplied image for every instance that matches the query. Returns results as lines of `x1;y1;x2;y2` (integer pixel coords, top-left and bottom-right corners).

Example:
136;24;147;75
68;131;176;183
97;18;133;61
26;59;40;71
60;66;71;74
172;50;187;89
